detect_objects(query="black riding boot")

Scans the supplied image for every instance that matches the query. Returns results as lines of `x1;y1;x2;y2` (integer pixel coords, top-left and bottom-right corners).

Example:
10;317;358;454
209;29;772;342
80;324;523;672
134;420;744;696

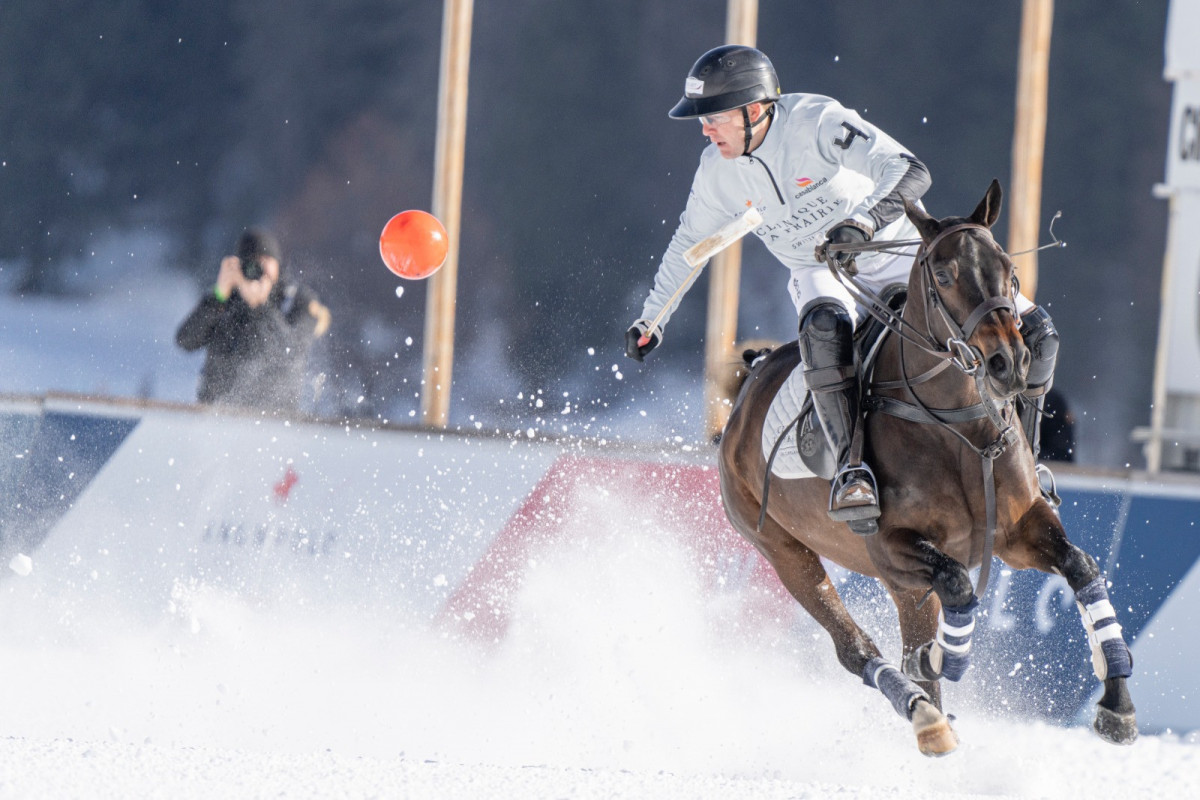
1019;305;1061;506
799;302;880;533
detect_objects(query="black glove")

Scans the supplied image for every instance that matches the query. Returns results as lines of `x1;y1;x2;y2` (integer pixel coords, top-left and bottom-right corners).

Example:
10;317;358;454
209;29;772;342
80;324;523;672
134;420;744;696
624;319;661;362
818;219;873;274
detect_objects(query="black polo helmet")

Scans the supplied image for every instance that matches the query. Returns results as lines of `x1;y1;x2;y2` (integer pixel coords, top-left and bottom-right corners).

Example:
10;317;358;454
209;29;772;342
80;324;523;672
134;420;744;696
668;45;781;119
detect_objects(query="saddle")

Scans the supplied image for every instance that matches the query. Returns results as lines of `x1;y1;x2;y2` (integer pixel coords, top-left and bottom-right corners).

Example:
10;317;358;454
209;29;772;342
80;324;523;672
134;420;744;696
759;285;908;480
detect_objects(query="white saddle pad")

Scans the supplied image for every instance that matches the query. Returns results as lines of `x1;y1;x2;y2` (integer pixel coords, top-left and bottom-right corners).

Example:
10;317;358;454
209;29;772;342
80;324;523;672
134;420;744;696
761;366;820;480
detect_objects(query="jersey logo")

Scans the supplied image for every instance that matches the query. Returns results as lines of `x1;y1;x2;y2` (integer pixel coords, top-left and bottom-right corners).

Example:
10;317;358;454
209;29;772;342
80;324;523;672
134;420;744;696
834;122;870;150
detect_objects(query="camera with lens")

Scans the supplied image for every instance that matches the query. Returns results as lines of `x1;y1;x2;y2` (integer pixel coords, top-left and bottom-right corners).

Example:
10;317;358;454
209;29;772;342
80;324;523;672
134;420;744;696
240;258;264;281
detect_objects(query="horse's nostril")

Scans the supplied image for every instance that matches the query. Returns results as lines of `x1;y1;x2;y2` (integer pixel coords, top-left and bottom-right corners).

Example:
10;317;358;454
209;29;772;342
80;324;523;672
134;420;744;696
988;352;1011;378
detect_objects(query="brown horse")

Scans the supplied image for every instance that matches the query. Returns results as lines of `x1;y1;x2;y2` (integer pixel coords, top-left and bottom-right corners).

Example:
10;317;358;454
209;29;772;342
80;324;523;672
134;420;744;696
718;181;1137;756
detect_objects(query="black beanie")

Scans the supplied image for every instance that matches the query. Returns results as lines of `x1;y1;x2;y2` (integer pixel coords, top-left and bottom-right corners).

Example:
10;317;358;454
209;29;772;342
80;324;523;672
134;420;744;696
235;228;283;263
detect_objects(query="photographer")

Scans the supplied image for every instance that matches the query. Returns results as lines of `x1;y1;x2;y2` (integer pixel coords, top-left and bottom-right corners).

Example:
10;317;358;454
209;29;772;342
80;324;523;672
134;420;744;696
176;228;331;414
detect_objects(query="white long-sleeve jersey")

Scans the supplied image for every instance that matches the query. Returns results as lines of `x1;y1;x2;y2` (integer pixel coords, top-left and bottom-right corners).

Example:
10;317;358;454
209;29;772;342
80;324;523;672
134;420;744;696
638;92;930;333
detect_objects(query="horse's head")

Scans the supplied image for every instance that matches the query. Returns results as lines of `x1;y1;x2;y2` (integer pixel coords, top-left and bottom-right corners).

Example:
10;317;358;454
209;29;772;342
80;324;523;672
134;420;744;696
903;179;1030;399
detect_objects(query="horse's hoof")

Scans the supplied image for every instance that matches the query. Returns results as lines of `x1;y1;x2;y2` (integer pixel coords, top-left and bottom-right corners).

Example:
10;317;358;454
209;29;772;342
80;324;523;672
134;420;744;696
912;699;958;757
1094;705;1138;745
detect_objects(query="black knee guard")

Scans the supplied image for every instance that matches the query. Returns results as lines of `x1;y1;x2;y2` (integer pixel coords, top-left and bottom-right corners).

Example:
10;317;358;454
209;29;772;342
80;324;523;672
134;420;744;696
799;302;859;465
1021;305;1058;390
799;302;854;391
1019;305;1058;455
800;302;877;531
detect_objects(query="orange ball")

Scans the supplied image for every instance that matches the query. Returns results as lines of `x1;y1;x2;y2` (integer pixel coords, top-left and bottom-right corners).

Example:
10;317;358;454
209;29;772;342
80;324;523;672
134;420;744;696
379;210;448;279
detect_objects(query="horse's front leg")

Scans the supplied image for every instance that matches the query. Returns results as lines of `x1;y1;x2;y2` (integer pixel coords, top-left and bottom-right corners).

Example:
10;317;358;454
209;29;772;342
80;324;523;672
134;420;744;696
870;527;990;754
1002;500;1137;745
875;530;982;686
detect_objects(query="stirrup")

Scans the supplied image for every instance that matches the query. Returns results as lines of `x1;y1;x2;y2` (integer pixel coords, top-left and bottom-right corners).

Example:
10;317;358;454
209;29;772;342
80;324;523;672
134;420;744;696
828;463;881;535
1036;463;1061;509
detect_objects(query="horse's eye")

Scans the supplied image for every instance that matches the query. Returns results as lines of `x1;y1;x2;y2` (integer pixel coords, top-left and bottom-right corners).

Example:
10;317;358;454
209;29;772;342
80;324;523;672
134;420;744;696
934;270;953;287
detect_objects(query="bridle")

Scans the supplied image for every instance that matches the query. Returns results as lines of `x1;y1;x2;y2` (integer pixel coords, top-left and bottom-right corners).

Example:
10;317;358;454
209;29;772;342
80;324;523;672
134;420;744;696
827;223;1019;380
824;224;1025;597
915;224;1021;372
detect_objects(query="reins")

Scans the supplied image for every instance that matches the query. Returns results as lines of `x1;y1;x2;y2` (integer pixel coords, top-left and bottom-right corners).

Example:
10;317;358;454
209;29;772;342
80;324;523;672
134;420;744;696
823;225;1026;598
828;224;1013;370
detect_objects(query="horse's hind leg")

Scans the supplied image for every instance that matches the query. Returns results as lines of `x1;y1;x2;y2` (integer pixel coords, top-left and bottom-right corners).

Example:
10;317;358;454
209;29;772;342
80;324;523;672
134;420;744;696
1003;501;1137;744
750;517;878;674
751;516;956;755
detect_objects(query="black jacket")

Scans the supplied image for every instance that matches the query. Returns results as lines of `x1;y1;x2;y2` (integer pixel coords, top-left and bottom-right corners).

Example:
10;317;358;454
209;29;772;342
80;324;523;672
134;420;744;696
176;282;322;413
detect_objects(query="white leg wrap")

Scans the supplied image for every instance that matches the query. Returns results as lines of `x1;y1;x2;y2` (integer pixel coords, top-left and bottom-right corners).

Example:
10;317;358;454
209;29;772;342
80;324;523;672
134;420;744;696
1075;577;1133;681
931;599;977;682
863;657;929;720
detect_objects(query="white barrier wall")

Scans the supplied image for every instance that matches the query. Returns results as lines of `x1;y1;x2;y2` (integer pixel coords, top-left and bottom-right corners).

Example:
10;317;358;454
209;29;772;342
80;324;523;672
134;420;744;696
1;396;754;622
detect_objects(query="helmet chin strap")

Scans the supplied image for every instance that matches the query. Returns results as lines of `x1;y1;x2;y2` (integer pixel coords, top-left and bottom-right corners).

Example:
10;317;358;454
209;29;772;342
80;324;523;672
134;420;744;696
739;104;773;156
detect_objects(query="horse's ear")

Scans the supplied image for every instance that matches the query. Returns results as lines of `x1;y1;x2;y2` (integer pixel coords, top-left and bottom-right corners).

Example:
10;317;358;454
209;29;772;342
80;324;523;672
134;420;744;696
970;179;1004;228
904;198;940;242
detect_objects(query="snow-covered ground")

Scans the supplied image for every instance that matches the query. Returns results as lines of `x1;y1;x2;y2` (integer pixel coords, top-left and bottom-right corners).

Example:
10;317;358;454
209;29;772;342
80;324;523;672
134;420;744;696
0;235;204;405
0;520;1197;799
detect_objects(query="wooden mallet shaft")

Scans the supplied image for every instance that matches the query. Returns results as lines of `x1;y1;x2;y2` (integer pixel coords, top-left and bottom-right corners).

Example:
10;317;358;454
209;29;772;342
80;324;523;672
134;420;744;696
637;207;764;347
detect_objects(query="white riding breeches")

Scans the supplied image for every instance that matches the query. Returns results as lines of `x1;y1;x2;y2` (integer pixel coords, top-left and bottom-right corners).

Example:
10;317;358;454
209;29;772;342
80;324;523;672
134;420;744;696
787;248;1035;327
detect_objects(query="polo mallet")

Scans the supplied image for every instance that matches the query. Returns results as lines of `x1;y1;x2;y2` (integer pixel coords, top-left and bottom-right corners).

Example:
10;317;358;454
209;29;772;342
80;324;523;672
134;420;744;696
637;206;764;347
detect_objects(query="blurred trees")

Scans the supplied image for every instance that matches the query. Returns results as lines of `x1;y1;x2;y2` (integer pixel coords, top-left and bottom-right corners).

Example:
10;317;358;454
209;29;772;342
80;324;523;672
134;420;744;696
0;1;241;290
0;0;436;287
0;0;1175;464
